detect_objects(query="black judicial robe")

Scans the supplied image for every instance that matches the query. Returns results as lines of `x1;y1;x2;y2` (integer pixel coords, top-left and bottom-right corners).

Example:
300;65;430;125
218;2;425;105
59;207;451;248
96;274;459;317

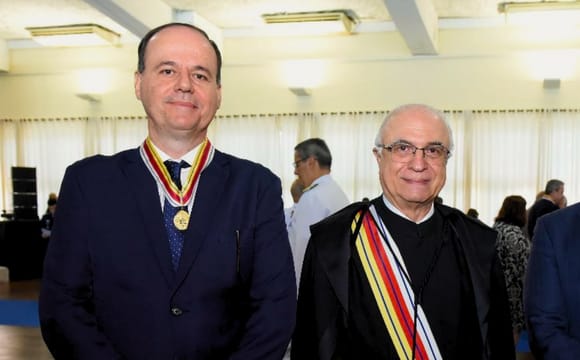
291;198;514;360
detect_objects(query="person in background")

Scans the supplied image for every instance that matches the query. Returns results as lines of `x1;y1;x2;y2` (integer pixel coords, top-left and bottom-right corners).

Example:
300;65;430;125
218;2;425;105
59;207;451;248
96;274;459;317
48;192;58;203
525;190;545;239
492;195;530;348
39;23;296;360
557;195;567;209
525;202;580;359
527;179;564;240
40;194;57;239
292;103;514;359
287;138;349;288
467;208;479;219
284;178;304;227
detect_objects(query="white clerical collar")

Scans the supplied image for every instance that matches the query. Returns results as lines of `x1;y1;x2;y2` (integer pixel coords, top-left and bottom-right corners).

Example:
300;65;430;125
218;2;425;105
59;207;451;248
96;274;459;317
150;142;200;164
381;195;435;224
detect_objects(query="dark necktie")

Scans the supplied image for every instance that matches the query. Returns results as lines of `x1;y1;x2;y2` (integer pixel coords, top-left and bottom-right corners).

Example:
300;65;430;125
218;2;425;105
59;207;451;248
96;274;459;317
163;160;189;271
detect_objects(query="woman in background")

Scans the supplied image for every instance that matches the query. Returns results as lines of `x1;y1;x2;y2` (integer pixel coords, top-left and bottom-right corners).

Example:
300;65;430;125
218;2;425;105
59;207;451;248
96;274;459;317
493;195;530;347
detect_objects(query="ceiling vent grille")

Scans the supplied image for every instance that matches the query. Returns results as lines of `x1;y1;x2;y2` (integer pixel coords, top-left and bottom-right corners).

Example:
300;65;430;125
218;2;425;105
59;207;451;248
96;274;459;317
26;23;120;47
262;10;358;34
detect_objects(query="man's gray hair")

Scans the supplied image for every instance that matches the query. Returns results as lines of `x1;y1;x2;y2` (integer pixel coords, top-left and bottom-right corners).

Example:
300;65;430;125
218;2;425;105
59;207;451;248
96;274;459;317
294;138;332;169
374;104;454;152
545;179;564;194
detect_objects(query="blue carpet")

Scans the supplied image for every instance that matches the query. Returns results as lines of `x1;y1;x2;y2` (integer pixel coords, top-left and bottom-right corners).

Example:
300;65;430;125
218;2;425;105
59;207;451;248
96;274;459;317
517;330;531;352
0;298;537;349
0;299;39;326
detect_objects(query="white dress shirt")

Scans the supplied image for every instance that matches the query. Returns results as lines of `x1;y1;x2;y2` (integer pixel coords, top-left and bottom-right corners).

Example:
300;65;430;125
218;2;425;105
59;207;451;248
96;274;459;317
287;174;349;289
149;142;200;212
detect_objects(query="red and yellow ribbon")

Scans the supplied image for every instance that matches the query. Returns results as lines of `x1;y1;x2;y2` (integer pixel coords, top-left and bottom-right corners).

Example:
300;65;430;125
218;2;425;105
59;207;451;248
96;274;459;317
140;137;214;208
352;206;442;360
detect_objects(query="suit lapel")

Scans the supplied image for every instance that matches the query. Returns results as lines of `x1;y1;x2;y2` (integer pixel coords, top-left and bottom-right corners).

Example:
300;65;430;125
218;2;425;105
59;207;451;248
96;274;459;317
123;149;175;287
175;151;229;281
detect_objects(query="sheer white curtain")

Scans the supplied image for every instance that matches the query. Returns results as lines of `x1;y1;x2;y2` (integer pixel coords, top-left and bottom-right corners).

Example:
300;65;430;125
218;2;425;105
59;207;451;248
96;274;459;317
537;110;580;203
0;116;148;217
316;112;384;203
209;112;384;207
209;114;297;175
466;111;540;224
208;113;303;206
1;110;578;221
437;111;466;210
0;120;18;214
3;118;87;216
92;116;148;156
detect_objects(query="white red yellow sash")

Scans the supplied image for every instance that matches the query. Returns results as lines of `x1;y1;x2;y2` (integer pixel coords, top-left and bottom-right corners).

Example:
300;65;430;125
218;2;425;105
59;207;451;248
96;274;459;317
351;205;442;360
139;137;215;208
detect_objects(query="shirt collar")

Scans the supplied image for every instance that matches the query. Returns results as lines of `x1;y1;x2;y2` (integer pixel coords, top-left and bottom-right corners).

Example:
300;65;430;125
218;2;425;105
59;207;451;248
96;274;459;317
150;142;200;165
303;174;331;193
381;194;434;224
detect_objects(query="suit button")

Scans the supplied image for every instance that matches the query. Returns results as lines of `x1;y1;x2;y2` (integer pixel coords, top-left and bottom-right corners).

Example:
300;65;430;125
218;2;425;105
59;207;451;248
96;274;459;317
171;307;183;316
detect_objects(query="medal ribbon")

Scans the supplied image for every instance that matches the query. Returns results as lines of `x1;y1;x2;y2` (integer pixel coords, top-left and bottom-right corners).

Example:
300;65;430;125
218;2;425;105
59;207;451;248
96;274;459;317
351;205;442;360
140;137;215;208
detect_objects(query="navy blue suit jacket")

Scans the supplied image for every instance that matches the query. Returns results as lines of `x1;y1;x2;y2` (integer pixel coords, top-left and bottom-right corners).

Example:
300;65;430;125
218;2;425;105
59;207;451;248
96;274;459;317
39;148;296;360
525;202;580;359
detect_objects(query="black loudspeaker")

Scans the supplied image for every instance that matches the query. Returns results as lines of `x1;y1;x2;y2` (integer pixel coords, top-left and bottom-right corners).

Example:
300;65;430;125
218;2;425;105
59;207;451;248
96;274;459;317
11;167;38;220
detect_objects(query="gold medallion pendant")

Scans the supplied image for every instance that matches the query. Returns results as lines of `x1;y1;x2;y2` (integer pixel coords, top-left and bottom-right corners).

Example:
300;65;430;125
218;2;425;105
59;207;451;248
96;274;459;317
173;209;190;231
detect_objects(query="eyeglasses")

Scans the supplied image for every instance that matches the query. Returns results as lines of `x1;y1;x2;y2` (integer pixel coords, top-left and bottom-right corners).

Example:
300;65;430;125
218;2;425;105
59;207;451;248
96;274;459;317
292;158;307;169
377;141;451;163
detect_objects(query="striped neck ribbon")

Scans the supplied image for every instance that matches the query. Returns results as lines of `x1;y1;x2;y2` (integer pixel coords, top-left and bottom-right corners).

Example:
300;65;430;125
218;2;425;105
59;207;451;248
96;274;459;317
140;137;215;208
351;205;442;360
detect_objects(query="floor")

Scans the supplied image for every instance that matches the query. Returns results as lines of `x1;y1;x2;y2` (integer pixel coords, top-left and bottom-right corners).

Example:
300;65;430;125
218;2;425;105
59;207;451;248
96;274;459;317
0;280;53;360
0;280;536;360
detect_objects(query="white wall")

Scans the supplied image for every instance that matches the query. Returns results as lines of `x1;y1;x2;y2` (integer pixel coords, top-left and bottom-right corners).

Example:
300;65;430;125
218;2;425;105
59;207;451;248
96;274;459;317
1;26;579;119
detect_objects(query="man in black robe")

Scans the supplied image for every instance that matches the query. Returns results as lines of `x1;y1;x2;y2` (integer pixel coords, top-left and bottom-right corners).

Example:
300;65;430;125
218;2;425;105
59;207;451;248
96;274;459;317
292;104;514;360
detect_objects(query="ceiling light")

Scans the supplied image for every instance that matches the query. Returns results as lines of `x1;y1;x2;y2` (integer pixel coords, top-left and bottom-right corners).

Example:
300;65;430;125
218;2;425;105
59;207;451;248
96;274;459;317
262;10;357;35
498;1;580;27
498;1;580;14
26;24;120;47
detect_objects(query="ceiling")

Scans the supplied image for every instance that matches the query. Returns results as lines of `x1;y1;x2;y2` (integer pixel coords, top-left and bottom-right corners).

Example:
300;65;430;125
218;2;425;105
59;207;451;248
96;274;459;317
0;0;517;51
1;0;580;59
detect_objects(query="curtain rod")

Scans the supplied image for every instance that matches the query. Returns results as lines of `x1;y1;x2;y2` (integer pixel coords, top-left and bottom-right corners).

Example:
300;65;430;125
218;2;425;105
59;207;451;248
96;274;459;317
215;108;580;118
2;108;580;123
470;109;580;113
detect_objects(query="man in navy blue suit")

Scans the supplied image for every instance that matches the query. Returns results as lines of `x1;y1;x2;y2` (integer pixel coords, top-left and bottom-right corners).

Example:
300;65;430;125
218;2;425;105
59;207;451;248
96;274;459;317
39;23;296;359
525;201;580;359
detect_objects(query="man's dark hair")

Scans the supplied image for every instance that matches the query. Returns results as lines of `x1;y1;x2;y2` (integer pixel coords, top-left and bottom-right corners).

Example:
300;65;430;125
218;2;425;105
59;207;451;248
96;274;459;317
294;138;332;169
544;179;564;194
137;22;222;85
495;195;527;227
466;208;479;218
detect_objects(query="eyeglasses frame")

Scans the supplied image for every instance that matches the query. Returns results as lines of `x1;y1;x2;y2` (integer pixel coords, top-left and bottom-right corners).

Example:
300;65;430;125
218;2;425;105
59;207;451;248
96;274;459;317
376;141;451;162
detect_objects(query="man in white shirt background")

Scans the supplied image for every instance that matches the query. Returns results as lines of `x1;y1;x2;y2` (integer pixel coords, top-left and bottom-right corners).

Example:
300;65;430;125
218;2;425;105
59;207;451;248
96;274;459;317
288;138;349;288
284;178;305;228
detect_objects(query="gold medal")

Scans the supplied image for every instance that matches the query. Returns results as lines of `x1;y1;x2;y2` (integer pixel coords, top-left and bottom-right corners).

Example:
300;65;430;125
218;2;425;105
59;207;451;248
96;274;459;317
173;209;190;231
